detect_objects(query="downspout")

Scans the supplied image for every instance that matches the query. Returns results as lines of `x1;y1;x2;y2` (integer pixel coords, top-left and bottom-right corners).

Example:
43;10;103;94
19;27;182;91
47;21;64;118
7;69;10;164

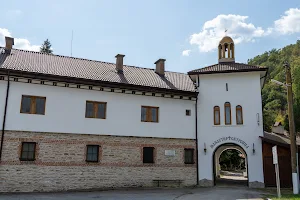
0;71;10;161
195;75;200;185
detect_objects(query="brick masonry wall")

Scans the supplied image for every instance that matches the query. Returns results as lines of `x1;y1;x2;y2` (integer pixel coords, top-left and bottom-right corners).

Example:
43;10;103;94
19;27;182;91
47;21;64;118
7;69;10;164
0;131;197;192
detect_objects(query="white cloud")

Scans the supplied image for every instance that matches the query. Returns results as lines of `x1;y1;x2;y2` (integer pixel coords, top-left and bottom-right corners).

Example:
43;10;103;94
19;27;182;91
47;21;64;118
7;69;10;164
182;49;191;56
188;14;269;52
274;8;300;34
0;28;40;51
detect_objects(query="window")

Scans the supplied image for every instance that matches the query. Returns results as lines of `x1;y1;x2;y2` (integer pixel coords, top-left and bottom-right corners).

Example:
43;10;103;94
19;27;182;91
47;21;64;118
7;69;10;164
86;145;99;162
143;147;154;163
186;109;191;116
226;83;228;91
236;105;243;125
20;142;36;161
20;95;46;115
141;106;159;122
184;148;194;164
214;106;220;125
85;101;107;119
224;102;231;125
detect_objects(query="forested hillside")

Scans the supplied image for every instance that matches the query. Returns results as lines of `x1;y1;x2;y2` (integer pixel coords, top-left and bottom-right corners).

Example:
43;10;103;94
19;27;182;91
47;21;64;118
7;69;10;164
248;40;300;133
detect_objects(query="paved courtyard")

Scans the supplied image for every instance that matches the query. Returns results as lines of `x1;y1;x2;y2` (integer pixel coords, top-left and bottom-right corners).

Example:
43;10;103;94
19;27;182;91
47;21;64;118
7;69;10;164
0;187;268;200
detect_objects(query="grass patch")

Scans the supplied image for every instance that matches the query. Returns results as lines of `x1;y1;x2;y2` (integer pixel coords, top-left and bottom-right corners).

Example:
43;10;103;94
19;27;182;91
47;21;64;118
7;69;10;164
266;194;300;199
262;188;300;199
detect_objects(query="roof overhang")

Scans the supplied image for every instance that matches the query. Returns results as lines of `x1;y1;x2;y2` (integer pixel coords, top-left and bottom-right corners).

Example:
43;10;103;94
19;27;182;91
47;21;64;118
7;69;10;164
0;68;198;98
188;68;268;75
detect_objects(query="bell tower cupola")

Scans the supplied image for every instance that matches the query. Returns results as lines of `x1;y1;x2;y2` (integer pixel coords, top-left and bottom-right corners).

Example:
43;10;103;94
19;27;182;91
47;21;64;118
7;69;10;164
218;36;235;63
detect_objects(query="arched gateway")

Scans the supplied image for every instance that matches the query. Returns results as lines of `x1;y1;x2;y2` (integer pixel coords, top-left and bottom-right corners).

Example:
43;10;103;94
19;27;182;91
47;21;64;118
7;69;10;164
188;35;267;188
213;143;248;186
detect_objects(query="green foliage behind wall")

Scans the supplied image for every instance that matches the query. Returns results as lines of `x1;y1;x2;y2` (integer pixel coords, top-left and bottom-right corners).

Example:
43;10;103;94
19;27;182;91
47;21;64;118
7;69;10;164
248;40;300;133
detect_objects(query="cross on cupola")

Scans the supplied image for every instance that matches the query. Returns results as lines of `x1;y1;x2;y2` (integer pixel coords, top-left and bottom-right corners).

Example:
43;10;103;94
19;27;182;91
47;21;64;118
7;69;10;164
218;35;235;63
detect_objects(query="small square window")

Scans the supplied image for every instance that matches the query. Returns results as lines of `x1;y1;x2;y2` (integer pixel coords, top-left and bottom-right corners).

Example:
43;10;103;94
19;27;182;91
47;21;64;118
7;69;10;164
86;145;99;162
186;110;191;116
184;148;194;164
20;142;36;161
143;147;154;163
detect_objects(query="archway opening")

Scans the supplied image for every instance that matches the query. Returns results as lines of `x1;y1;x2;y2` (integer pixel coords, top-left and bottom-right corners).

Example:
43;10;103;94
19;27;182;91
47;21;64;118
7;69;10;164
213;143;248;186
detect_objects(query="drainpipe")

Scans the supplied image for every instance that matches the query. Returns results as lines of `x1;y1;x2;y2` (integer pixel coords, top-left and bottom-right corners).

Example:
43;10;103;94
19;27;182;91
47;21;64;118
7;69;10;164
195;75;200;185
0;71;10;161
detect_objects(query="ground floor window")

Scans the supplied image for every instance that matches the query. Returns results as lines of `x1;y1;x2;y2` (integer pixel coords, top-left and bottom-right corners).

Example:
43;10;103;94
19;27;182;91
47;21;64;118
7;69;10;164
184;148;194;164
20;142;36;161
143;147;154;163
86;145;100;162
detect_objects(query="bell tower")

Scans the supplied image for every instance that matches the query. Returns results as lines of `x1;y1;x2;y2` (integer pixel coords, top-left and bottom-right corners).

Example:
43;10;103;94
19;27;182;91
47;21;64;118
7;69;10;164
218;36;235;63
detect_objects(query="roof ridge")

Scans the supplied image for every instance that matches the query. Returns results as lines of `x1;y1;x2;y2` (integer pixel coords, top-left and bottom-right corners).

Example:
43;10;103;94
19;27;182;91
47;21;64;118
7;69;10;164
189;62;266;72
1;46;187;75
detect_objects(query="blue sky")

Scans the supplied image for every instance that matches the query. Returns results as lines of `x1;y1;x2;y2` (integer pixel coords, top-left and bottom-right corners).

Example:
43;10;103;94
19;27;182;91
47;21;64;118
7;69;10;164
0;0;300;73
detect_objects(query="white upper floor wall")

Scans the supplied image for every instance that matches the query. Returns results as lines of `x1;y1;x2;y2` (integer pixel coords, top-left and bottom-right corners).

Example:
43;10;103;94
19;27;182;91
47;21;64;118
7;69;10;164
0;80;7;127
0;80;196;139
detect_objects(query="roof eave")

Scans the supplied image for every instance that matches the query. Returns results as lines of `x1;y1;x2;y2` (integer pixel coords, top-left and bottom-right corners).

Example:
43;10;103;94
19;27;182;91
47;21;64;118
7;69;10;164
187;68;268;75
0;68;198;97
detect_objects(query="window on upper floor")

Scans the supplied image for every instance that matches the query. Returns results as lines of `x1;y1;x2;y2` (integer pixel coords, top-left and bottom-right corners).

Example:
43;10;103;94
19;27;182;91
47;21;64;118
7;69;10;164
214;106;220;125
236;105;243;125
141;106;159;123
224;102;231;125
85;101;107;119
186;109;191;116
20;95;46;115
184;148;194;164
143;147;154;163
86;145;100;162
20;142;36;161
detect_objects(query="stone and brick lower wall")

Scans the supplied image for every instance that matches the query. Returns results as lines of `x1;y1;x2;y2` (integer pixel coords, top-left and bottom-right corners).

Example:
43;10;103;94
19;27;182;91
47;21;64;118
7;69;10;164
0;131;197;192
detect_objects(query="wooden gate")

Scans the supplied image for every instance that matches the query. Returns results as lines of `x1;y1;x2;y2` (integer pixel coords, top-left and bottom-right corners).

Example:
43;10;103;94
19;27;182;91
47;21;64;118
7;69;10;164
263;142;292;188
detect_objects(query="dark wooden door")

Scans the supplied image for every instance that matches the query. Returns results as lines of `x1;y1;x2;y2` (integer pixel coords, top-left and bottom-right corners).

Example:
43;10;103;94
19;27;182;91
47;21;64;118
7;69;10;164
263;142;292;188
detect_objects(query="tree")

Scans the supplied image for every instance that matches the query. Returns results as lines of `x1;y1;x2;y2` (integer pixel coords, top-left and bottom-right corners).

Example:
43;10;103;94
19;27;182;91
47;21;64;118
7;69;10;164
219;149;245;171
248;40;300;134
40;39;53;54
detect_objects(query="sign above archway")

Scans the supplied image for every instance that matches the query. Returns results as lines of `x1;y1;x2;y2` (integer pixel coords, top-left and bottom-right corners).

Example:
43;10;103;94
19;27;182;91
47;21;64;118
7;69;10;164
210;136;249;149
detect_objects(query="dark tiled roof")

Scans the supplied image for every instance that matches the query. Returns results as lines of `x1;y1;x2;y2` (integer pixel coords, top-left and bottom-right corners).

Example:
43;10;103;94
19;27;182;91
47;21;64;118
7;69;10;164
188;62;267;75
0;48;196;93
261;132;300;146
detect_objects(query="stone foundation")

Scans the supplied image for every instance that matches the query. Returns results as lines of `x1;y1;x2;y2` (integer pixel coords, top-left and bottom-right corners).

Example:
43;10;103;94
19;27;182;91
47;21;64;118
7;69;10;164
249;181;265;188
0;131;197;192
199;179;214;187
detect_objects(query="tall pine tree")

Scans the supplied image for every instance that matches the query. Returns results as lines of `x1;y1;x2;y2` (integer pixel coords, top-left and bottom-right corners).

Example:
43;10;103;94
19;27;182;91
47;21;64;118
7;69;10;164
40;39;53;54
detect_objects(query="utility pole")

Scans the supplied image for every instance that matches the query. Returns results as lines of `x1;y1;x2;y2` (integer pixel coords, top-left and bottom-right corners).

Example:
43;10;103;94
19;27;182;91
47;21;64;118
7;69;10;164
284;61;298;194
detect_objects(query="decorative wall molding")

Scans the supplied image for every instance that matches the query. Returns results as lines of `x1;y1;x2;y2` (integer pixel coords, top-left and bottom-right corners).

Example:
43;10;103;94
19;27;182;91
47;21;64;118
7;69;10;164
0;75;196;101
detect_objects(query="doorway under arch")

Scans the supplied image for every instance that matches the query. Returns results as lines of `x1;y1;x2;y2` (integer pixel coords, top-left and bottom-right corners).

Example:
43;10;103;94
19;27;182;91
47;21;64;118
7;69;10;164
213;143;248;186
